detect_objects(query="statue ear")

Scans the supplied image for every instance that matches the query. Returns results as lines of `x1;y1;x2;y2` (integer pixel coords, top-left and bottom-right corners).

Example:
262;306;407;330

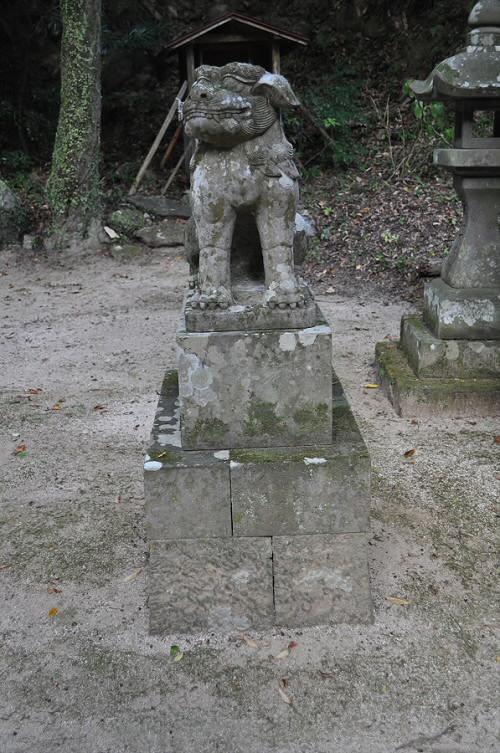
251;73;300;109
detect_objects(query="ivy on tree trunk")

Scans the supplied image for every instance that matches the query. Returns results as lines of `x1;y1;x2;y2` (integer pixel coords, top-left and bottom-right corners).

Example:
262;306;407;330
48;0;101;245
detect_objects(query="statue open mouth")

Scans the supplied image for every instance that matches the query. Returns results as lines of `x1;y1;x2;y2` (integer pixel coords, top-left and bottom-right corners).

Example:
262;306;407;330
183;106;252;122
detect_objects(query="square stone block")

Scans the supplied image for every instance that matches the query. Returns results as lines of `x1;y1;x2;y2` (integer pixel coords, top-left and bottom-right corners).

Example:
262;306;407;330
230;395;370;536
148;537;273;634
401;315;500;379
144;371;231;539
273;533;373;627
177;318;333;450
424;278;500;340
145;463;231;540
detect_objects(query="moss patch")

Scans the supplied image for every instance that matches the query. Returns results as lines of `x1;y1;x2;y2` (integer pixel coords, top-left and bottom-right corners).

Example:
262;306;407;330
184;417;228;447
244;400;286;438
161;370;178;396
230;447;324;464
293;402;329;431
109;208;144;237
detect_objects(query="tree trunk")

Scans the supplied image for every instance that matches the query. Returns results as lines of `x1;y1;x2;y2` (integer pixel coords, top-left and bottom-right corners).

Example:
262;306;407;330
48;0;101;247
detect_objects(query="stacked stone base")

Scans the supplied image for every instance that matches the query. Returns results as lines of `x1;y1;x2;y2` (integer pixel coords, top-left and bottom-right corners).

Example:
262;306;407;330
376;315;500;416
144;371;372;634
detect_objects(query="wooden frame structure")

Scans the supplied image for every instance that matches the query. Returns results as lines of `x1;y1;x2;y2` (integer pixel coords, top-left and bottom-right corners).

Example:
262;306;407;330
129;13;308;195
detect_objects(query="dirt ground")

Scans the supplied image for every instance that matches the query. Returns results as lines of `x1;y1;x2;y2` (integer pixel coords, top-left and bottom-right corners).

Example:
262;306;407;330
0;245;498;753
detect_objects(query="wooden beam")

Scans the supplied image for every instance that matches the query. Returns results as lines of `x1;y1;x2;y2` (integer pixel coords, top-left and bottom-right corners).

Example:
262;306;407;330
128;80;187;195
186;45;195;88
161;150;186;195
200;33;269;43
272;40;280;74
160;123;182;169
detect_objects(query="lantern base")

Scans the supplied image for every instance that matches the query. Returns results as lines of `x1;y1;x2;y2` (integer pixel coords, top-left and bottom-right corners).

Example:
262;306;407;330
375;323;500;418
423;278;500;341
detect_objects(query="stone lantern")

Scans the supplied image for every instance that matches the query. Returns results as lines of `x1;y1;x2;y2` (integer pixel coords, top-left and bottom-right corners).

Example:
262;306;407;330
376;0;500;415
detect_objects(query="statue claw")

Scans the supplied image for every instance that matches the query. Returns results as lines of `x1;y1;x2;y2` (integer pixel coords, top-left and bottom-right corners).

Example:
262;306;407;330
192;285;233;310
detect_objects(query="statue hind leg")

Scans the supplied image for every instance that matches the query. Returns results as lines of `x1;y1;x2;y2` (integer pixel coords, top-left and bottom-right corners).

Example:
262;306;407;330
256;176;306;309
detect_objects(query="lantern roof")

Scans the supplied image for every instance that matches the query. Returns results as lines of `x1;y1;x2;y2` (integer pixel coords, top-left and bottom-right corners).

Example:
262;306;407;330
410;0;500;103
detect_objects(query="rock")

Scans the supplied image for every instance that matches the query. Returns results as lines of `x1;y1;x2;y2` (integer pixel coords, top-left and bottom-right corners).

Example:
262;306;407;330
127;195;191;219
22;234;34;251
0;179;26;246
110;244;145;259
108;207;145;237
135;219;186;247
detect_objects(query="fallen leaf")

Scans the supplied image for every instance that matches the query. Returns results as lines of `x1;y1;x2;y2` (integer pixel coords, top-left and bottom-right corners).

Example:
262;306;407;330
275;648;290;660
170;644;184;661
364;383;379;389
494;436;500;444
123;568;142;583
278;678;293;705
93;404;108;412
496;656;500;663
403;448;416;459
51;403;62;411
26;388;42;395
0;564;11;571
47;587;62;594
14;442;28;458
237;633;258;649
386;596;411;606
48;607;58;618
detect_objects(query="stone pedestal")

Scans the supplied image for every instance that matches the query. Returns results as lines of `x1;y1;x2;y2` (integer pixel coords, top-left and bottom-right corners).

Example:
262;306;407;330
376;293;500;416
145;303;373;634
177;318;333;449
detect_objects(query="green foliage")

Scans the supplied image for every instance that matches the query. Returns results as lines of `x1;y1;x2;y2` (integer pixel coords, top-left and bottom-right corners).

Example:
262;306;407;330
403;80;454;145
287;68;367;168
0;151;33;172
102;20;170;52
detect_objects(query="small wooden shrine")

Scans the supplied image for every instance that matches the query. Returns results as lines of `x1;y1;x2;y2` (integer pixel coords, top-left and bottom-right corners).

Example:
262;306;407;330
166;11;308;83
129;13;307;194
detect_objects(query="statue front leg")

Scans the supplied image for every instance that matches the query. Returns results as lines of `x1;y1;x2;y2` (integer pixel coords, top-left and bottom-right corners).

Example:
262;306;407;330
191;193;235;310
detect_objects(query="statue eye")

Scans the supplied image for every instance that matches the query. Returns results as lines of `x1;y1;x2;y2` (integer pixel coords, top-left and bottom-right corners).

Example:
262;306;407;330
192;78;214;97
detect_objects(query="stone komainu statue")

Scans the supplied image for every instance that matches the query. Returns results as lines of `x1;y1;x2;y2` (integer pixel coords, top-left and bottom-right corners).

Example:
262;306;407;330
183;62;308;310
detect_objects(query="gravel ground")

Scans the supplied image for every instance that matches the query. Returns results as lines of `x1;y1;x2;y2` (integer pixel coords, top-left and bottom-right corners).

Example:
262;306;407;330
0;246;498;753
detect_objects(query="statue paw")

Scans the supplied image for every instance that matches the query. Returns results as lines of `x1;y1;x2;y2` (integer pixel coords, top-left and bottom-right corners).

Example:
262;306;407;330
190;286;233;310
265;282;311;310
